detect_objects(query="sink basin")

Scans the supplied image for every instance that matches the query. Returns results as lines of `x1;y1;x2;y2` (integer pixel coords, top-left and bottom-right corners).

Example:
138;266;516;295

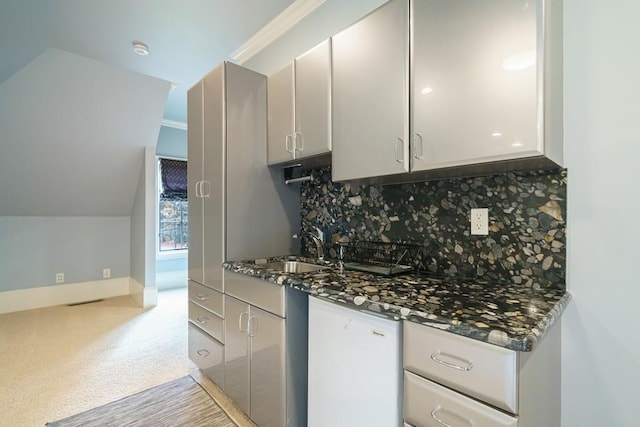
260;261;328;274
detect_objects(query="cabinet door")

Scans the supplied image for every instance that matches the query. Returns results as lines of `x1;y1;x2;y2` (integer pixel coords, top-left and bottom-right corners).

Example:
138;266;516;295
201;66;224;292
267;63;295;165
332;0;409;181
411;0;540;171
187;81;204;284
224;295;250;414
249;306;286;427
294;39;331;159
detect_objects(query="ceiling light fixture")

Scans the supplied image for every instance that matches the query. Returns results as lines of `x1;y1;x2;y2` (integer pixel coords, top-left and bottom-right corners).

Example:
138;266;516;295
132;41;150;56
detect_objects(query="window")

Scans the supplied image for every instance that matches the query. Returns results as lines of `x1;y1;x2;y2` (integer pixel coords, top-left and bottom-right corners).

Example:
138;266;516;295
158;158;188;253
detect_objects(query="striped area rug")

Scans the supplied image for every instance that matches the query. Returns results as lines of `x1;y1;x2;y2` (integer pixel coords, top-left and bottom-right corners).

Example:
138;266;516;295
47;376;236;427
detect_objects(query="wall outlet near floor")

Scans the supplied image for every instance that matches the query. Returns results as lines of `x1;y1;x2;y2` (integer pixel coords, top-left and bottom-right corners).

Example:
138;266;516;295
471;208;489;235
102;268;111;279
55;272;64;284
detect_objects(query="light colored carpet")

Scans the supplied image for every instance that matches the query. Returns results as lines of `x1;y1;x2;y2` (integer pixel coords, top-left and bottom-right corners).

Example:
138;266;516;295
46;375;236;427
0;288;192;427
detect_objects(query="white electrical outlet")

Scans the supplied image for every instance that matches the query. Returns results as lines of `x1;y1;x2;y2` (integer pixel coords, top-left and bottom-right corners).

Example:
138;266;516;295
56;272;64;284
103;268;111;279
471;208;489;235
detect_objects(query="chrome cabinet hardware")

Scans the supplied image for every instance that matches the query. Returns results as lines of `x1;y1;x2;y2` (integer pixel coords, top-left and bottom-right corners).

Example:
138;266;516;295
196;349;210;358
430;351;474;372
431;406;474;427
239;312;249;333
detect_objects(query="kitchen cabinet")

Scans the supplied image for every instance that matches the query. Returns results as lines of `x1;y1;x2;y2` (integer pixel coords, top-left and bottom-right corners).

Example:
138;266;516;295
403;320;561;427
187;61;301;399
332;0;562;182
223;271;308;427
188;279;225;387
188;61;298;292
267;39;331;165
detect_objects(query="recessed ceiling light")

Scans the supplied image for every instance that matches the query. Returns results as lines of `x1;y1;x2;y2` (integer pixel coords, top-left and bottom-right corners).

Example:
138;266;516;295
132;41;150;56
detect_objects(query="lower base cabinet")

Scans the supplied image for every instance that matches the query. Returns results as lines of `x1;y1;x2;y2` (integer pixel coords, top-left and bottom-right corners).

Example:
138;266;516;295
225;294;286;426
223;271;309;427
403;321;561;427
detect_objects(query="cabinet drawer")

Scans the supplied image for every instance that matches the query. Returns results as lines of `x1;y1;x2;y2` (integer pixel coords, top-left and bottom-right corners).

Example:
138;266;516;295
224;271;285;317
189;302;224;343
404;321;517;414
189;280;224;318
404;371;518;427
189;323;224;387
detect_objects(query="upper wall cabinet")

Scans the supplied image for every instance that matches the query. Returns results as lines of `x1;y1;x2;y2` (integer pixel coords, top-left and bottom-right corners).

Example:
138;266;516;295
331;0;563;182
268;39;332;165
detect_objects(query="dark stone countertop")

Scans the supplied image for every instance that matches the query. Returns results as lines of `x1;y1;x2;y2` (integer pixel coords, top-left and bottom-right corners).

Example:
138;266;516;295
223;255;570;352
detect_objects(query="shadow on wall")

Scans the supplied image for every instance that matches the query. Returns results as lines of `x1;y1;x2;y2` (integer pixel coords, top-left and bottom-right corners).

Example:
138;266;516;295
300;167;567;290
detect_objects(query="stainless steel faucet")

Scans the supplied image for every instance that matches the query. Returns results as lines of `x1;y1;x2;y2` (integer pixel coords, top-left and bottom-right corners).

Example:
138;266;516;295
295;226;325;260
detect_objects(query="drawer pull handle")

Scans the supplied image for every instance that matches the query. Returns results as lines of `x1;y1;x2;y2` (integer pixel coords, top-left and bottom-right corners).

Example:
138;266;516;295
196;349;210;358
431;406;474;427
196;294;210;301
196;316;209;324
430;351;474;371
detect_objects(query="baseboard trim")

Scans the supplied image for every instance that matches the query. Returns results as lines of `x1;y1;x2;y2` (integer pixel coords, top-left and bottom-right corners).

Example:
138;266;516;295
129;278;158;308
0;278;130;314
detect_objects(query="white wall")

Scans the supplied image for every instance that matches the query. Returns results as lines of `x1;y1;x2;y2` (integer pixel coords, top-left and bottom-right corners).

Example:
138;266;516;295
129;147;157;306
563;0;640;425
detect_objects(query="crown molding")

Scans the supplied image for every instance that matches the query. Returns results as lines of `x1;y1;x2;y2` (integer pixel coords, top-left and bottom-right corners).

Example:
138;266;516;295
231;0;326;64
161;119;187;130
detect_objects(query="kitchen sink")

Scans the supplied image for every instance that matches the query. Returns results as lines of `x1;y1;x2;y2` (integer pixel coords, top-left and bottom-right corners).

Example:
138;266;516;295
260;261;328;274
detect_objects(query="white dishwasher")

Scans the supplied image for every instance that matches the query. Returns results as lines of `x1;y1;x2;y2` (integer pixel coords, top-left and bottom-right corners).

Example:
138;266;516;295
308;296;403;427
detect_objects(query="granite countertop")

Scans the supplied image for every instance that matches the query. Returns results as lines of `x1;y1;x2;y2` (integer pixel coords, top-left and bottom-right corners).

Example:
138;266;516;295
223;255;571;352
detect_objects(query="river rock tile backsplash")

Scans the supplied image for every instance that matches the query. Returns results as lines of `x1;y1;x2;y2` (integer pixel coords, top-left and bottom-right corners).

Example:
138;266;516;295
300;167;567;290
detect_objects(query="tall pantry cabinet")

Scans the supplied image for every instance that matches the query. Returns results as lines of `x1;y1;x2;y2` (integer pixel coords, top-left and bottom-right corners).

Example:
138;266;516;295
187;61;300;394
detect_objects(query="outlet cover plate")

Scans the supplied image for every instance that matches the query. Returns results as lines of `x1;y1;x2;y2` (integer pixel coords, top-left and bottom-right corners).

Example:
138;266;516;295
56;273;64;284
471;208;489;235
103;268;111;279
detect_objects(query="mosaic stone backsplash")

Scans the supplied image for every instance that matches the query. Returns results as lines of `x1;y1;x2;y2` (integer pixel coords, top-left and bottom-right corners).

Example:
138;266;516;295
300;167;567;290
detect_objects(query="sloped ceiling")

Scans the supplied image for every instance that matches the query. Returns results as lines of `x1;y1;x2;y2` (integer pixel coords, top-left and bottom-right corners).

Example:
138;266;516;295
0;0;294;216
0;49;169;216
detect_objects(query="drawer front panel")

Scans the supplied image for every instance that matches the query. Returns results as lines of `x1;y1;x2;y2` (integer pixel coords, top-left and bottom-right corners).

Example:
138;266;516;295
189;280;224;318
189;302;224;343
188;323;224;387
224;271;285;317
404;321;517;413
404;371;518;427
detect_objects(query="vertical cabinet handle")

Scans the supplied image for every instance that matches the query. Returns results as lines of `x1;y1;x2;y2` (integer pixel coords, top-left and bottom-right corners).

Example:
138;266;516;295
430;351;474;371
431;406;474;427
285;135;294;154
294;131;304;153
394;137;405;163
413;133;424;159
248;315;259;337
200;180;210;198
195;181;201;198
239;312;249;333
